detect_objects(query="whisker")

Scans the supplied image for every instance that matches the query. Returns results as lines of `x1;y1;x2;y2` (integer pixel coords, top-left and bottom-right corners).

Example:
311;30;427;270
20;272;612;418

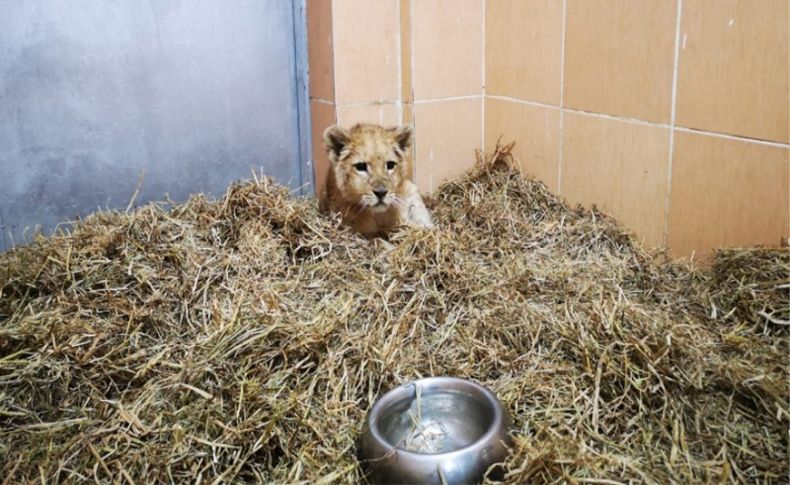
353;200;367;215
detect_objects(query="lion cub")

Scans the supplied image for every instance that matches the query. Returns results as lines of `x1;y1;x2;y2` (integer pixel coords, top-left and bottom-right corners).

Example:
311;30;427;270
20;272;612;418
320;123;433;238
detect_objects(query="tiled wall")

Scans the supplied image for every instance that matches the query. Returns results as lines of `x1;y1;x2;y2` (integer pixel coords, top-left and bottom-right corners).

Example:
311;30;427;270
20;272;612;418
307;0;484;196
308;0;789;260
485;0;789;259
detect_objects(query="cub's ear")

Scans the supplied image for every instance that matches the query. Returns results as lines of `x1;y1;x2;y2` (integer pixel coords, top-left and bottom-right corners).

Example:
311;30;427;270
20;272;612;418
391;125;413;152
323;125;351;162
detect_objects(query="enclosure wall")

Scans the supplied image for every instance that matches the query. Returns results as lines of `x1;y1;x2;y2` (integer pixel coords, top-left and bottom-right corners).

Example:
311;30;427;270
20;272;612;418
0;1;311;252
307;0;789;259
308;0;485;199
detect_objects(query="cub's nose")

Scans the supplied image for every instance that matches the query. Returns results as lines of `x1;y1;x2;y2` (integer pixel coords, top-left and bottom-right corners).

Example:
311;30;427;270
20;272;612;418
373;188;388;201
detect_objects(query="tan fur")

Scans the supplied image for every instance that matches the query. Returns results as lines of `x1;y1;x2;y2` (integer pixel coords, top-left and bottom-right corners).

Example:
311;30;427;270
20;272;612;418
320;123;433;238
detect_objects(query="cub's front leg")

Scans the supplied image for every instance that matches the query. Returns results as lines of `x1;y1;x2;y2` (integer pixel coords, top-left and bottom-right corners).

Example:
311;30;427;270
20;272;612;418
401;181;434;229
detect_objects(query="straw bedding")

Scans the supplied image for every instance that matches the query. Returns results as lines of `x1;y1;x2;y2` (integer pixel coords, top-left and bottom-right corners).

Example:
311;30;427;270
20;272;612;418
1;143;787;483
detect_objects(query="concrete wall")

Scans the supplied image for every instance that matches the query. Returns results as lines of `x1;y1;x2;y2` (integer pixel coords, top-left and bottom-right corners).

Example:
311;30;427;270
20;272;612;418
0;1;311;251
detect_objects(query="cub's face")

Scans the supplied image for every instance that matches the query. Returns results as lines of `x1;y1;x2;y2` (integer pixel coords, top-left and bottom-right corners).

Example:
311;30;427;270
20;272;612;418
323;123;413;213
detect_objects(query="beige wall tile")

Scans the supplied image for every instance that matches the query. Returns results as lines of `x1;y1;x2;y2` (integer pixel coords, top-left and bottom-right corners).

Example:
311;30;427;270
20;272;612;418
412;0;483;100
402;102;413;128
564;0;676;123
668;132;789;260
400;0;413;103
336;103;400;127
676;0;789;143
561;113;671;248
333;0;399;103
310;100;336;197
485;97;560;191
307;0;335;101
414;98;483;193
403;102;415;178
486;0;563;105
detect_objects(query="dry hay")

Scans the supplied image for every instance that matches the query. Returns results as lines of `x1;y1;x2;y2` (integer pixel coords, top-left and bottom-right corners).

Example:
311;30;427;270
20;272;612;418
1;143;788;484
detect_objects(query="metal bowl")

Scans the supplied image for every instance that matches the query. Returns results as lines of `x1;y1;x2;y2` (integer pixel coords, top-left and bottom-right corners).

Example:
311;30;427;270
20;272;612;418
358;377;513;485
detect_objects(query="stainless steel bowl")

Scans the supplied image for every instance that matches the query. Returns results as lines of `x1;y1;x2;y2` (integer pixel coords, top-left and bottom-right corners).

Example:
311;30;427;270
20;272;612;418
358;377;513;485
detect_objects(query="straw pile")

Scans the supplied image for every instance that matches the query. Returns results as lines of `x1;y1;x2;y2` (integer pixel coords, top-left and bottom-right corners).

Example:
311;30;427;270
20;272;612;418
1;143;787;483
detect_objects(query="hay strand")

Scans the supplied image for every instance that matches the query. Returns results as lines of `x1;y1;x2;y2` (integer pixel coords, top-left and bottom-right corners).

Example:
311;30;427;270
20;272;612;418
1;142;787;483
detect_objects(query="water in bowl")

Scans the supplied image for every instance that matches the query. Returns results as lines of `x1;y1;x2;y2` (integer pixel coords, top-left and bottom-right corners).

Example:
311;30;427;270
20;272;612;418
376;389;494;454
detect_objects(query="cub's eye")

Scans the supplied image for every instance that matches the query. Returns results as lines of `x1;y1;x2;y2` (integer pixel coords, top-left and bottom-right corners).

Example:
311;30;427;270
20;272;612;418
386;160;397;170
353;162;368;172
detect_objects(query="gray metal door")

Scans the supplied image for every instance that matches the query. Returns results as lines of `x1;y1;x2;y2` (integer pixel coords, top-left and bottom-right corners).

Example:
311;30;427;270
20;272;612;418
0;1;311;251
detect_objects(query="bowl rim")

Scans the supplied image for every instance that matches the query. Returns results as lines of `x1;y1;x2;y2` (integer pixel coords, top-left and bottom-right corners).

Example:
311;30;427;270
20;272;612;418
366;376;507;459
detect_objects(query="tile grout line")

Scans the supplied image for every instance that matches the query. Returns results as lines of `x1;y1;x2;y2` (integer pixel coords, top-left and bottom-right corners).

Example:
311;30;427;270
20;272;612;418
413;94;483;104
330;99;400;108
486;94;560;111
557;0;568;195
485;94;790;149
481;0;486;154
664;0;683;249
673;126;790;149
562;108;670;128
489;93;670;127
